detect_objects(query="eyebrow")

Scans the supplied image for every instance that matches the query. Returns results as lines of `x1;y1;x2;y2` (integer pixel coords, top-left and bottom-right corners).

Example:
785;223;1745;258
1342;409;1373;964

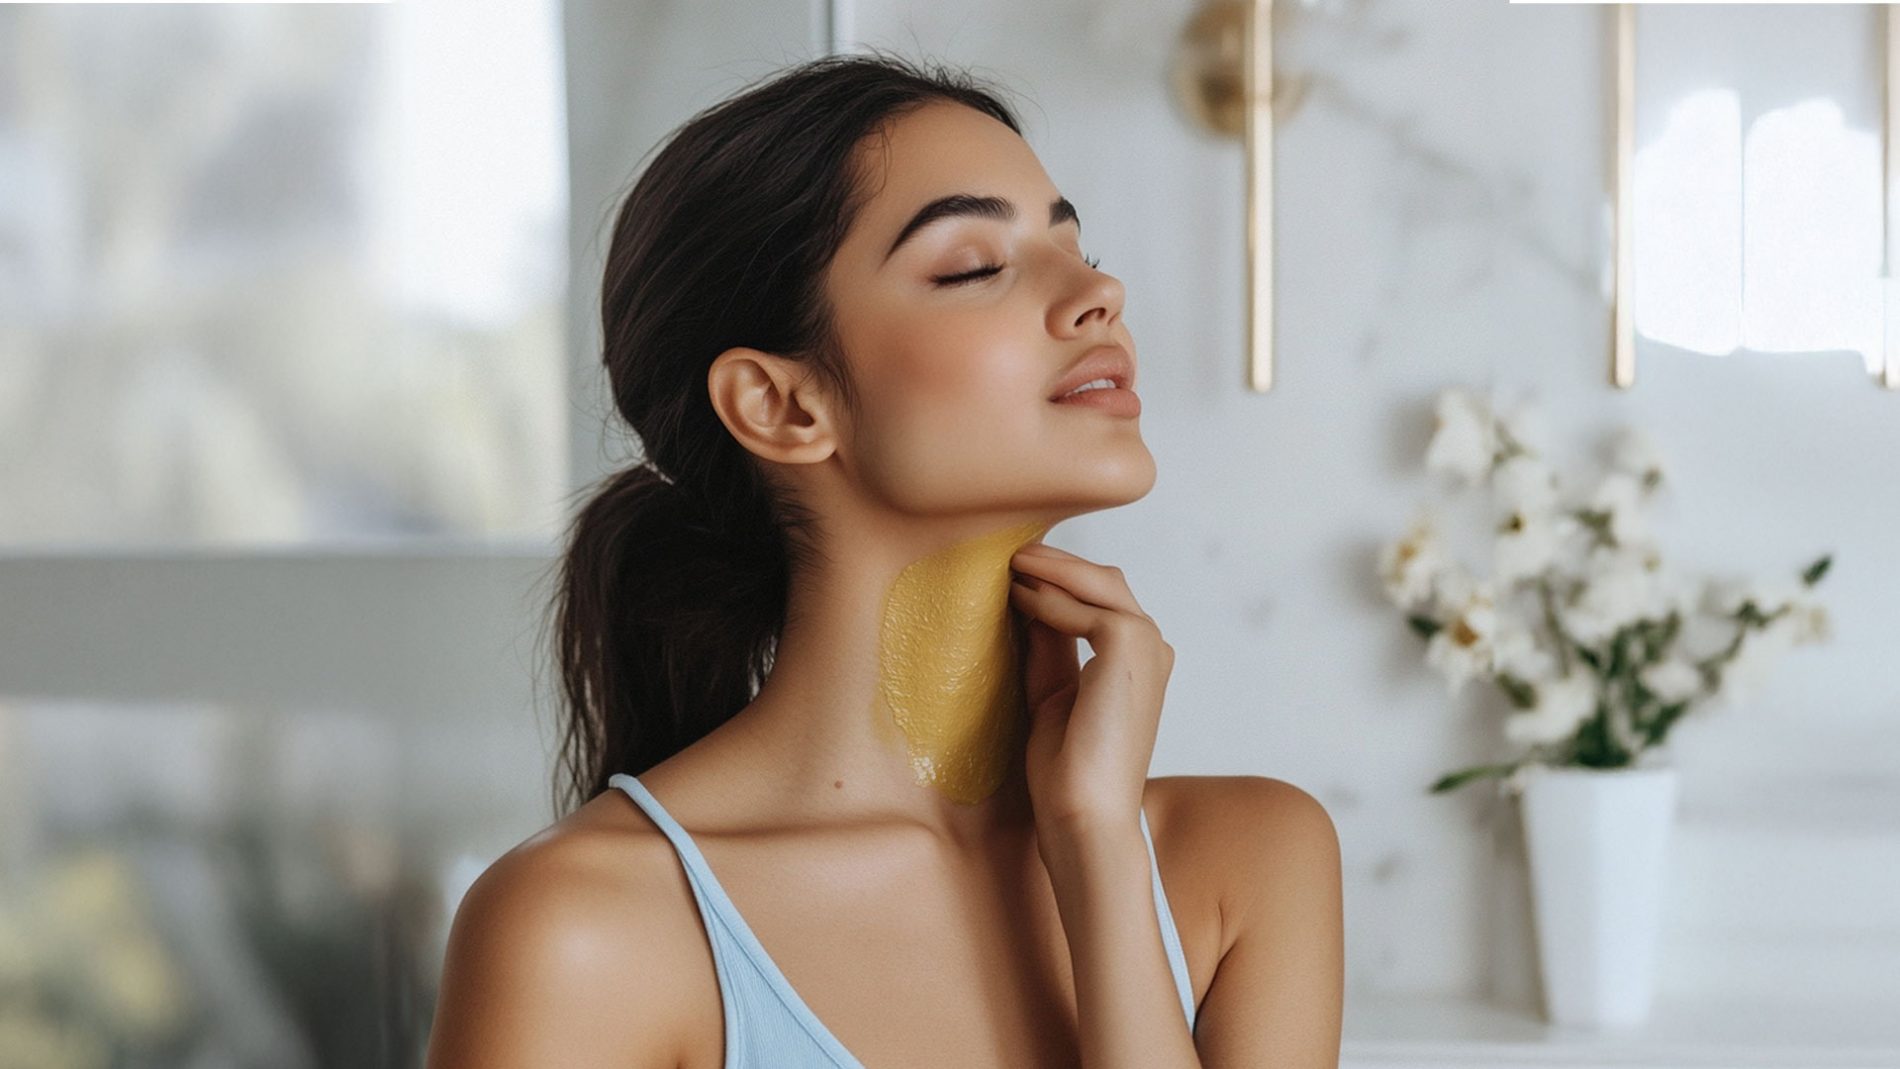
881;194;1080;264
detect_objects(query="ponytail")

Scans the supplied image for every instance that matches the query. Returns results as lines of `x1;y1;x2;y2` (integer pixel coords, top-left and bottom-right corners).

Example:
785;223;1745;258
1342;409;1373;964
545;459;791;815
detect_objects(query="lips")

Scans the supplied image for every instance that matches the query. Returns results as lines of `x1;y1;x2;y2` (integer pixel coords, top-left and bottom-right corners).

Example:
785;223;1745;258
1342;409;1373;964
1047;344;1136;401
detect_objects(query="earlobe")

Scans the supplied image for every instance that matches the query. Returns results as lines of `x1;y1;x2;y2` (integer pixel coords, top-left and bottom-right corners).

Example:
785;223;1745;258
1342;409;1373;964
706;346;837;466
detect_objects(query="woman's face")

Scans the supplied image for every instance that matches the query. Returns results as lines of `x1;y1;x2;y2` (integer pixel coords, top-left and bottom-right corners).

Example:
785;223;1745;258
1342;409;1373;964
819;100;1154;521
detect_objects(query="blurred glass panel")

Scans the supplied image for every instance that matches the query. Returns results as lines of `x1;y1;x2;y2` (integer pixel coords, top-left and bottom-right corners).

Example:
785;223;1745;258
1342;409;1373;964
0;697;524;1068
1631;4;1885;375
0;1;569;550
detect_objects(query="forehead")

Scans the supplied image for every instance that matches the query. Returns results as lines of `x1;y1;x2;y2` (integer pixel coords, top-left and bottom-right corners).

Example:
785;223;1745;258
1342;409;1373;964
838;101;1055;262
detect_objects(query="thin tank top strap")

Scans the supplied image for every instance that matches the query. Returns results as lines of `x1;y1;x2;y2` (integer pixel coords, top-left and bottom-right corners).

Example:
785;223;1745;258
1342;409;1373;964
607;772;865;1067
1140;806;1200;1030
605;773;752;1066
608;772;729;905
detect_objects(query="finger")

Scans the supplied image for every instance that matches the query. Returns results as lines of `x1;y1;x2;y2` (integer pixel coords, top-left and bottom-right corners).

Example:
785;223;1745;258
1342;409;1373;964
1010;574;1146;650
1016;541;1076;558
1017;543;1107;569
1009;552;1150;620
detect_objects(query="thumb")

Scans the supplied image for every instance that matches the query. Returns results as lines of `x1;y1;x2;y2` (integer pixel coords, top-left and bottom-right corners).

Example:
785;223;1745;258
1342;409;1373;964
1024;678;1079;771
1020;615;1081;711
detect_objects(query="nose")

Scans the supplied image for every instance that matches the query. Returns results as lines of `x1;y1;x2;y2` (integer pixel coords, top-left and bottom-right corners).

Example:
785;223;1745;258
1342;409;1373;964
1050;263;1125;338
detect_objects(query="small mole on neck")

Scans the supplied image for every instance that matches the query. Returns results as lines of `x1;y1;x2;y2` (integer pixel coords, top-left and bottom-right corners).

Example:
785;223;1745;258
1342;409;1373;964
833;779;843;789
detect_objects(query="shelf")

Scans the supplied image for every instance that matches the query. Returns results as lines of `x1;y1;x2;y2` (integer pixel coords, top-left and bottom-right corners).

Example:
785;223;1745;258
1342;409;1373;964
1341;993;1900;1068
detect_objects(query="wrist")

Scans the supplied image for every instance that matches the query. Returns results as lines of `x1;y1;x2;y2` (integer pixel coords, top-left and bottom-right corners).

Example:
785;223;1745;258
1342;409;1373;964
1035;811;1147;876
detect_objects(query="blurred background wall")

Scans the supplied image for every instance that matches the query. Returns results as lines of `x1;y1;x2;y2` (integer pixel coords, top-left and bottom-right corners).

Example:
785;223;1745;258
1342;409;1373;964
1;1;1894;1066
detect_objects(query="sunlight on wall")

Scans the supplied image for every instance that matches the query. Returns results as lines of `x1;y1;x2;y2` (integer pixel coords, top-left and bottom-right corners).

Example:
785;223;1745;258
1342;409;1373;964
1632;89;1742;356
1635;90;1885;376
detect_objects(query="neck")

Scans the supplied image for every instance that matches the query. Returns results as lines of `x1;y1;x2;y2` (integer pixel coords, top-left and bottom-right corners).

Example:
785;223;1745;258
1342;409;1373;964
876;518;1052;803
717;515;1056;838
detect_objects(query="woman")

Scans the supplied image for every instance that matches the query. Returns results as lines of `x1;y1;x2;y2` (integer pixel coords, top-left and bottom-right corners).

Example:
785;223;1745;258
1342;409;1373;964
426;51;1342;1068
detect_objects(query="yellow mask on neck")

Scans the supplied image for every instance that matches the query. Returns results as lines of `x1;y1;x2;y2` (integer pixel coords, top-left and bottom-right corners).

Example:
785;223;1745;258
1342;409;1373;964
876;519;1052;804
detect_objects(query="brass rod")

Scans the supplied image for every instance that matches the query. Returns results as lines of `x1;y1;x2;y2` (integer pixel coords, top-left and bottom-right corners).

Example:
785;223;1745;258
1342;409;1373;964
1246;0;1275;392
1611;3;1636;389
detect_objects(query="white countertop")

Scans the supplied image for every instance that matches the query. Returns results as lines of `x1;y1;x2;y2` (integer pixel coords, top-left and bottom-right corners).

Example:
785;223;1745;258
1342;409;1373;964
1340;993;1900;1068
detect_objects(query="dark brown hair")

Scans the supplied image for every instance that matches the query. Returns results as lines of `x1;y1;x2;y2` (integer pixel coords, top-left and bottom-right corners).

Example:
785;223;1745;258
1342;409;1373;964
538;51;1024;816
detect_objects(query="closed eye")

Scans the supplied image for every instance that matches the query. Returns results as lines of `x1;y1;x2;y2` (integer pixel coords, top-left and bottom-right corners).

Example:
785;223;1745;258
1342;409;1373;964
933;263;1002;286
932;252;1103;287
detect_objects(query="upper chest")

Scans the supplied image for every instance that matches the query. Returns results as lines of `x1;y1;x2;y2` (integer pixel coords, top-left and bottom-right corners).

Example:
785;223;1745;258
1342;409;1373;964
645;783;1221;1069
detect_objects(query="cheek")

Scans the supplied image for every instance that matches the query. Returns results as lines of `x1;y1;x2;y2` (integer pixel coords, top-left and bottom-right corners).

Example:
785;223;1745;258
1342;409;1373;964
876;316;1044;425
851;332;1056;505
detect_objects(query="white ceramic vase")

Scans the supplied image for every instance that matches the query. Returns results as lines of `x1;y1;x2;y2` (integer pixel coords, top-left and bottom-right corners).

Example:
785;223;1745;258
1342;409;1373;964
1516;759;1679;1029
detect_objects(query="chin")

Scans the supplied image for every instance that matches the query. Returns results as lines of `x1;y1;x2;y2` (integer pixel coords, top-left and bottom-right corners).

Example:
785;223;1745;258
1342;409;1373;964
1057;449;1157;508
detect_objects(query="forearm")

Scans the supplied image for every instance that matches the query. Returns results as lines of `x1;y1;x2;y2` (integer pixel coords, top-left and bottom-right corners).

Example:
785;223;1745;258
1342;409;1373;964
1039;819;1202;1069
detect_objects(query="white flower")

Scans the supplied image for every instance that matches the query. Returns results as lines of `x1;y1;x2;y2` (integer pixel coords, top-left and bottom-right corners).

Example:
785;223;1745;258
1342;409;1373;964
1425;387;1498;485
1545;511;1597;578
1494;509;1563;584
1587;470;1652;546
1432;563;1486;609
1560;544;1665;644
1675;600;1742;661
1378;508;1451;610
1490;611;1557;681
1504;671;1598;746
1782;599;1832;644
1424;575;1499;695
1701;575;1752;616
1608;426;1667;490
1639;656;1704;704
1492;454;1560;517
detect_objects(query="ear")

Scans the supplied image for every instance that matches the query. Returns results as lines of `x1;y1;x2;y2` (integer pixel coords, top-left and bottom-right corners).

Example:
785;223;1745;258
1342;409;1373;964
706;346;840;466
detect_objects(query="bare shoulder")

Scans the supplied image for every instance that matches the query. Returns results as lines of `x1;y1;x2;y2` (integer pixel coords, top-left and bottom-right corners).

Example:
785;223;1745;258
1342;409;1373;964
1145;776;1338;931
424;791;711;1069
1147;774;1343;1066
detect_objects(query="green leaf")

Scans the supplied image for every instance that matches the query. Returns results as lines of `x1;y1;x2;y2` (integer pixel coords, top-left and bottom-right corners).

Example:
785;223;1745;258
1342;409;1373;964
1802;554;1832;586
1573;701;1631;767
1494;672;1538;709
1407;614;1442;639
1429;764;1519;794
1656;610;1681;652
1643;701;1691;747
1606;628;1630;678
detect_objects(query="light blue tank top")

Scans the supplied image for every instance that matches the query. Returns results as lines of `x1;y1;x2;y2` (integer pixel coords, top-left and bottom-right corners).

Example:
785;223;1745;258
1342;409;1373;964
608;773;1197;1067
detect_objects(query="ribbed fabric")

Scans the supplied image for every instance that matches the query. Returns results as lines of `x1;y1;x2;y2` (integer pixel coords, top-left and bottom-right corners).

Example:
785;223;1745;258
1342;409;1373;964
609;772;1198;1068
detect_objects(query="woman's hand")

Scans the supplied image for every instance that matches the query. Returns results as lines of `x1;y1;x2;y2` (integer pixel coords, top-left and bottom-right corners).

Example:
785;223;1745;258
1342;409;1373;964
1008;542;1175;836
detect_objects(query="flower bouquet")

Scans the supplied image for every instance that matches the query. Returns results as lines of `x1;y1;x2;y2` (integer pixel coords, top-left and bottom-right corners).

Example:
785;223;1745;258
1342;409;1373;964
1378;387;1832;795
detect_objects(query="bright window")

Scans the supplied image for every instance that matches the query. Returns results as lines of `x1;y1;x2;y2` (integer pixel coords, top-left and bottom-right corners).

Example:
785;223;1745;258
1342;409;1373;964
0;0;569;549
